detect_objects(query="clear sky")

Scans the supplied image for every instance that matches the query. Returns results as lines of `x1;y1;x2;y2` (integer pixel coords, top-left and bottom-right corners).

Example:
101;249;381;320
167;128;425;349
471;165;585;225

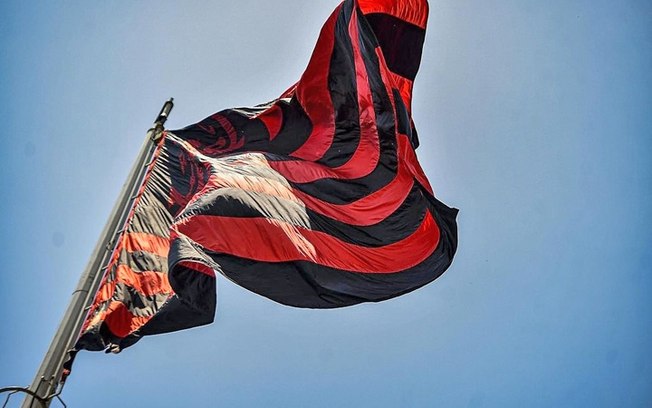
1;1;651;407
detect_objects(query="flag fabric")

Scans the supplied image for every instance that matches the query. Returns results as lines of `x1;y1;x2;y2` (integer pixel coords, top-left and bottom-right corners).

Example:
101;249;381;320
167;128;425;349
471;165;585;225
73;0;458;357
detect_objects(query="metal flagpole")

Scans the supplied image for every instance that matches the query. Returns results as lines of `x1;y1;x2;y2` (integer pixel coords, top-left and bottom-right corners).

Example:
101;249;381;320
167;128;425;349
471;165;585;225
21;99;174;408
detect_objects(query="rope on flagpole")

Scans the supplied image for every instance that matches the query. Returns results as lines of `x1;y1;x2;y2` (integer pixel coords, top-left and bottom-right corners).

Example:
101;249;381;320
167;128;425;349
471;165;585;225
1;386;66;408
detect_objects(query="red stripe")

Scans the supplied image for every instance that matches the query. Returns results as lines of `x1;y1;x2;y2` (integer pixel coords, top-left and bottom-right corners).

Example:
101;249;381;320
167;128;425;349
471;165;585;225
290;5;341;161
94;266;172;304
173;210;440;274
102;301;156;338
257;104;283;141
281;82;298;99
82;300;159;338
400;132;433;195
121;232;170;258
357;0;429;29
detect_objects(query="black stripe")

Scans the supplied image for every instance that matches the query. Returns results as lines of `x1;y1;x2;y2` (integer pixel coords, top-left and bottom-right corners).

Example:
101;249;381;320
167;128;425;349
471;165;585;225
128;192;174;237
392;88;420;148
318;1;360;167
116;249;168;273
268;98;313;154
156;138;212;217
184;181;429;247
364;12;426;81
191;198;456;308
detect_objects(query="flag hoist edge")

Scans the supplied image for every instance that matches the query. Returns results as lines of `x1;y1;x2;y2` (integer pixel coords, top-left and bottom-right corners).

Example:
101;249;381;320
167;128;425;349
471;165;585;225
69;0;458;366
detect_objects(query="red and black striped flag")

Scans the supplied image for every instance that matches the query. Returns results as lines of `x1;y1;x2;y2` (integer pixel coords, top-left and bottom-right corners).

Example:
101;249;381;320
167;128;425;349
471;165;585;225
74;0;458;355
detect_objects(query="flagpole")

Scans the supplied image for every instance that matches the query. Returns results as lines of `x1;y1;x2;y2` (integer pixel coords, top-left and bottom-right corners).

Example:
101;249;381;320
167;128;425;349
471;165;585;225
21;99;174;408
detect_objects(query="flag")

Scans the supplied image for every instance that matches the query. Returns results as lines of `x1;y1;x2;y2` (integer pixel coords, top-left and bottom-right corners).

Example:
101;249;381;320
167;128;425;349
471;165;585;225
72;0;457;360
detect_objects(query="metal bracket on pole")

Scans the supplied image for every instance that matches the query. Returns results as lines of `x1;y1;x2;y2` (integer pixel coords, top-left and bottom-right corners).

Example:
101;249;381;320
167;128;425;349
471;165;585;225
148;98;174;142
20;99;174;408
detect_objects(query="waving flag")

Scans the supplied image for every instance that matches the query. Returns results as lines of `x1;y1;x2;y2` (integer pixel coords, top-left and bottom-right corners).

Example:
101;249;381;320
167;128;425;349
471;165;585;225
73;0;458;357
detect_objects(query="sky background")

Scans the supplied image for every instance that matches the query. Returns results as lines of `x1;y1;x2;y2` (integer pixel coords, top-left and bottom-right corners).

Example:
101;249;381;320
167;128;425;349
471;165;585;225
1;1;651;407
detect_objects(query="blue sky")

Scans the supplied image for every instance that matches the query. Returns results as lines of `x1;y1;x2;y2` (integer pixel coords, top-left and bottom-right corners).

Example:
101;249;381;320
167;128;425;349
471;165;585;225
1;1;651;407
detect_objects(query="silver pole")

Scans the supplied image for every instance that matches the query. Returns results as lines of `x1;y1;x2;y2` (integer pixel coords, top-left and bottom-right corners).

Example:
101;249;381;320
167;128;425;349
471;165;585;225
22;99;174;408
